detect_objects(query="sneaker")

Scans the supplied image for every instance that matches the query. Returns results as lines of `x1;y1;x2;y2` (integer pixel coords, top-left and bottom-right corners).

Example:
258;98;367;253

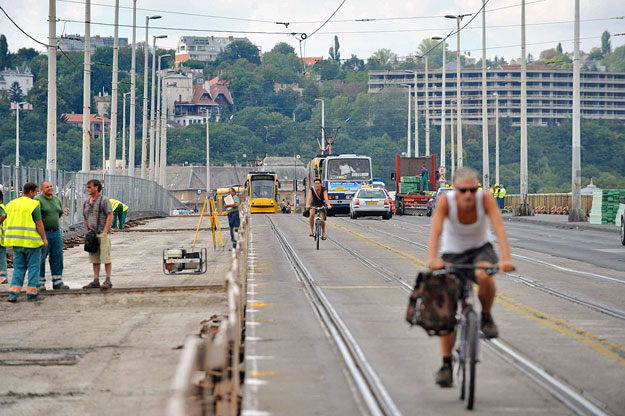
435;363;453;387
83;280;100;289
53;283;70;290
101;280;113;290
481;313;499;339
38;285;47;292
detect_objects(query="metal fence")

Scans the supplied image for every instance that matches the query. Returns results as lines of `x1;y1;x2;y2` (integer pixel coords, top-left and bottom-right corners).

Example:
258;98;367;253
1;165;184;231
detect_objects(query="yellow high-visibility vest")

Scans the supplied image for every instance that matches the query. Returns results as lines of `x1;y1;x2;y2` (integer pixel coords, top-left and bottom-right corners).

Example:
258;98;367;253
498;187;507;199
3;197;43;248
109;198;128;212
0;203;6;247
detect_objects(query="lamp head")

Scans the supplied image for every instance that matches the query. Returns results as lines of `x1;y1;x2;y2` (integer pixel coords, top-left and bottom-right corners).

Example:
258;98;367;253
149;15;162;20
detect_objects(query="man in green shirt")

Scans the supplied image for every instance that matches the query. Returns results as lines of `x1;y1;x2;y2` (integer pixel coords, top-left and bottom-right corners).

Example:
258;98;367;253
34;181;69;290
224;187;241;249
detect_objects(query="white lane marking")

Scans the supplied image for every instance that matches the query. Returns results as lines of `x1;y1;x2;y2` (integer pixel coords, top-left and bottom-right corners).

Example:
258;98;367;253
245;355;275;360
593;248;625;253
242;410;271;416
247;309;260;313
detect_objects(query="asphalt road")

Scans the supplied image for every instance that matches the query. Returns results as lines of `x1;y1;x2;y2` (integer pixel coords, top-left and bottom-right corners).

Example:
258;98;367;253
243;213;625;416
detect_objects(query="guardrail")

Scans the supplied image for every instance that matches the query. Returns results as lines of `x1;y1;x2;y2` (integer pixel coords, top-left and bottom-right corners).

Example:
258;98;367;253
0;165;183;231
167;202;249;416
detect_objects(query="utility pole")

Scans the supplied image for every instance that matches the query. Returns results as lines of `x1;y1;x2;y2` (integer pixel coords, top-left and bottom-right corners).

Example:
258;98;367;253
569;0;585;222
150;35;166;181
155;54;172;183
481;0;489;189
129;0;136;176
494;92;500;184
407;84;411;157
95;115;106;170
321;100;325;154
161;82;175;187
414;71;418;157
456;17;463;169
81;0;91;172
46;0;57;177
15;102;27;195
122;92;130;175
425;55;430;156
436;38;447;186
450;99;455;179
517;0;531;215
109;0;119;175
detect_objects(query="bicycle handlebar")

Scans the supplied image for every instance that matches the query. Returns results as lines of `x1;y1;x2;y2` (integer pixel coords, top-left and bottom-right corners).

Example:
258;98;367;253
432;264;515;276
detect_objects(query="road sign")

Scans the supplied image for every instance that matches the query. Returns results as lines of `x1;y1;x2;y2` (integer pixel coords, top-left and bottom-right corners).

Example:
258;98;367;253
438;166;447;175
439;175;447;183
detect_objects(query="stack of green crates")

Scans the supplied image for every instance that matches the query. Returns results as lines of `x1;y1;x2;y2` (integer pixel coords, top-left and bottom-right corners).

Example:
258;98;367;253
589;189;625;224
400;176;421;194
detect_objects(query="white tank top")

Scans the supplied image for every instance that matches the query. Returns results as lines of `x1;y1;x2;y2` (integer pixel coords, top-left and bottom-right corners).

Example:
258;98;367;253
440;190;492;254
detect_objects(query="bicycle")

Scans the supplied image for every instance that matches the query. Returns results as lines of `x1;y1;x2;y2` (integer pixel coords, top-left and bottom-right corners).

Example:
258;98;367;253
407;264;500;410
311;205;327;250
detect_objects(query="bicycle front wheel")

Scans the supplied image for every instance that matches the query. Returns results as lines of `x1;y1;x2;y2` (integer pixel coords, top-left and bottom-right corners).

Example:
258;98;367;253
466;310;478;410
315;221;321;250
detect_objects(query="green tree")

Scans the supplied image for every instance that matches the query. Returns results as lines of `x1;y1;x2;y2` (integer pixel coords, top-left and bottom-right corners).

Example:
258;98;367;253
216;40;261;65
313;59;339;80
180;59;205;69
328;35;340;65
0;34;10;68
342;54;364;71
601;30;611;54
416;39;448;67
604;45;625;72
556;42;563;55
8;81;24;103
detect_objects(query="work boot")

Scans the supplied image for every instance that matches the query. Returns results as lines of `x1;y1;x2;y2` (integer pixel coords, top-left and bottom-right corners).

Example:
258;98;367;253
38;284;47;292
27;295;40;302
7;296;17;303
53;283;70;290
83;280;100;289
481;313;499;339
101;279;113;290
435;363;453;387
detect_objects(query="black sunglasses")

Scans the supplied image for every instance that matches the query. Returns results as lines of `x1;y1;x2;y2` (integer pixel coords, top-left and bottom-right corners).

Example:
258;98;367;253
457;187;478;194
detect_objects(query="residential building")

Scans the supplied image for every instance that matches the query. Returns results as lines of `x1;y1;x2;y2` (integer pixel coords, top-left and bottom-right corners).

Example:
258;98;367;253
94;92;111;117
301;57;322;67
61;113;110;139
0;65;34;97
164;73;233;127
175;35;252;65
368;65;625;125
58;35;129;52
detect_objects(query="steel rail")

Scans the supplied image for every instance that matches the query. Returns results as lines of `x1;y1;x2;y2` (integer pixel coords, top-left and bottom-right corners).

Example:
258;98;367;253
326;217;612;416
342;218;625;320
0;284;224;297
268;217;402;416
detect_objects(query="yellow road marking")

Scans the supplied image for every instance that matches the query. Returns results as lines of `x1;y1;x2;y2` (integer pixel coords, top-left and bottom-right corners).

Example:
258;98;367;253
319;285;399;289
330;223;427;267
248;302;271;307
331;220;625;365
250;267;266;271
249;370;277;377
249;272;270;276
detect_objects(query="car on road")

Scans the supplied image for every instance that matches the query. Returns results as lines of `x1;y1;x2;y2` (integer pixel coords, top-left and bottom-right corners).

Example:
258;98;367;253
621;204;625;245
170;208;194;216
426;187;455;217
350;188;392;219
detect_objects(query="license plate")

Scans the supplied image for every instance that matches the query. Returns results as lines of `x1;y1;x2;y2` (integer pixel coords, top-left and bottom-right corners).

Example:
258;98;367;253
366;201;378;205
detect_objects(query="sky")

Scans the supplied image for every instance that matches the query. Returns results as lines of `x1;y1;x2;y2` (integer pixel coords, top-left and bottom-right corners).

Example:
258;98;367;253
1;0;624;62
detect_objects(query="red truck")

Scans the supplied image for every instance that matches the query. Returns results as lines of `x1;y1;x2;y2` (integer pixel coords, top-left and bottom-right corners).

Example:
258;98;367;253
391;154;438;215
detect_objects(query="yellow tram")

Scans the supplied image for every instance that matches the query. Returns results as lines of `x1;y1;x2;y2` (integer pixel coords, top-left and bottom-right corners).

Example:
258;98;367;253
245;172;279;214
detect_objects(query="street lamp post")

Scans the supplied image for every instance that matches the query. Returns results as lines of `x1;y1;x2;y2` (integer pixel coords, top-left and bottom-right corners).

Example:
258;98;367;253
161;81;176;188
202;108;211;195
413;71;419;157
15;101;28;193
109;0;119;175
517;0;531;215
494;92;500;185
450;98;455;179
480;1;489;189
155;54;171;184
445;14;470;169
81;0;91;173
95;115;106;171
569;0;585;222
142;15;161;179
425;55;430;156
128;0;137;177
150;35;167;181
315;98;325;154
122;92;130;175
407;84;412;157
432;37;446;187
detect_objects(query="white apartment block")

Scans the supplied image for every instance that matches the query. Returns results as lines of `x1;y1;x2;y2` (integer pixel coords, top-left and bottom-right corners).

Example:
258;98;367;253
58;35;129;52
175;36;251;65
368;65;625;125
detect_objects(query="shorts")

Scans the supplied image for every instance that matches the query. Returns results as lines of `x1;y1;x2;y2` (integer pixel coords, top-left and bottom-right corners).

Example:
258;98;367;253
442;243;498;278
89;233;112;264
310;206;327;220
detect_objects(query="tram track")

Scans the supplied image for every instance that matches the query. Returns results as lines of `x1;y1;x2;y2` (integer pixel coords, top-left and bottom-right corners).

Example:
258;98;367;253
341;218;625;322
268;216;402;416
321;217;612;416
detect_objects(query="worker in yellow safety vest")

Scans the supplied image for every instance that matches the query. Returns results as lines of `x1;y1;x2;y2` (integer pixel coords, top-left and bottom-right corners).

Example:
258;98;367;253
0;190;7;285
496;184;506;209
5;182;48;302
109;198;129;229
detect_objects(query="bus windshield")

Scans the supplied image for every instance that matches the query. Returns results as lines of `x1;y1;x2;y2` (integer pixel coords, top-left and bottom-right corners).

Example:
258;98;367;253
251;179;275;199
326;158;371;181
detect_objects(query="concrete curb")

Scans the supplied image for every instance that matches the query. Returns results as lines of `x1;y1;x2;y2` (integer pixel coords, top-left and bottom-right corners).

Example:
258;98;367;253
504;216;620;234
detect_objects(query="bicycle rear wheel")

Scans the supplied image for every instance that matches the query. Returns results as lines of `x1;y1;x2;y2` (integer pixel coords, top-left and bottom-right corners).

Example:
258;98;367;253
466;310;478;410
315;220;321;250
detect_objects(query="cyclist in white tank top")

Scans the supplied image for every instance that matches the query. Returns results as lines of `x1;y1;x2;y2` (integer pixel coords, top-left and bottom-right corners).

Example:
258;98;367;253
427;167;514;388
